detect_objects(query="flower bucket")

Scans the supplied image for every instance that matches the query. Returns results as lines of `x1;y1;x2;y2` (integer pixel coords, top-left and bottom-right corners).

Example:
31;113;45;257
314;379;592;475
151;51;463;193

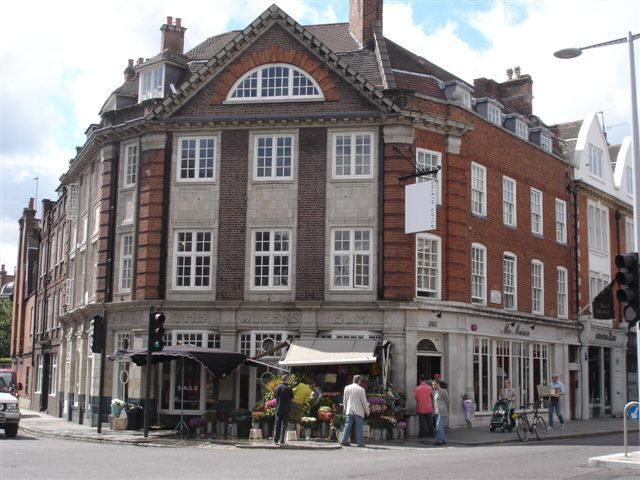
195;427;202;437
252;422;260;430
206;422;214;434
261;422;271;439
216;421;226;438
363;424;371;438
336;429;343;443
372;428;381;441
111;405;122;417
392;427;400;440
304;427;312;440
320;422;329;439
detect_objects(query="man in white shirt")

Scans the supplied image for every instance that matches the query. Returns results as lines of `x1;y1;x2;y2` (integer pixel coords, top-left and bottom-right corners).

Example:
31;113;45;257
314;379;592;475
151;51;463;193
547;373;566;430
341;375;370;447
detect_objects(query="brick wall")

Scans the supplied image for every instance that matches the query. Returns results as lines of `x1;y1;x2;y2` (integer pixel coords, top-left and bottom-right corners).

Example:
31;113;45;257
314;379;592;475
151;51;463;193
216;130;249;300
296;127;327;300
136;145;166;300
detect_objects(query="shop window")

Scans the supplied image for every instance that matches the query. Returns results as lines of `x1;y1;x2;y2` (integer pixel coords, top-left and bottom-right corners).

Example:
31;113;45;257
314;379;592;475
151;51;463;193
532;343;550;407
568;345;579;364
473;337;492;412
114;333;131;401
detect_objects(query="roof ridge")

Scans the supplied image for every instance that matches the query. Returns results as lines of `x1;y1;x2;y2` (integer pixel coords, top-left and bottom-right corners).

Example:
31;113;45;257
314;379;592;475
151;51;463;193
304;22;348;27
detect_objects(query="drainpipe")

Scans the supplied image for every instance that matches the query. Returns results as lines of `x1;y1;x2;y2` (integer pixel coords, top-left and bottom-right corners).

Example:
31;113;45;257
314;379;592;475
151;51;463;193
615;209;622;326
377;126;385;300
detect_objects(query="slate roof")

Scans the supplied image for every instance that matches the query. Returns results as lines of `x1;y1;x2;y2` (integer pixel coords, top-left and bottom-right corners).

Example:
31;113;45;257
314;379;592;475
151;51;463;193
113;78;138;97
552;120;583;157
608;144;621;164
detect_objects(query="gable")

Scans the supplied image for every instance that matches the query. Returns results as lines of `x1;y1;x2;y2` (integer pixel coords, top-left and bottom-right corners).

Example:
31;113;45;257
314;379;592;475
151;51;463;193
172;23;388;119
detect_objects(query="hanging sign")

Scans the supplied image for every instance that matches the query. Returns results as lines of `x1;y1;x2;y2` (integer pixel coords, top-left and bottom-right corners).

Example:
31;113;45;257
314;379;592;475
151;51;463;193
405;180;436;234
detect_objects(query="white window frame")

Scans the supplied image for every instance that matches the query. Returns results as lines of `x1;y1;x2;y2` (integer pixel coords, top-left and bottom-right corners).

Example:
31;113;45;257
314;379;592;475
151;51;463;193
487;103;501;125
540;135;552;153
588;143;603;178
139;64;164;101
416;149;442;204
250;229;292;290
589;272;610;304
332;132;374;180
123;142;138;187
557;266;568;319
555;198;567;244
176;136;217;182
416;233;441;299
530;188;543;235
49;355;57;396
253;135;294;181
626;165;634;196
330;228;373;290
515;118;529;140
471;243;487;304
460;89;472;108
587;201;609;254
626;217;635;253
471;162;487;216
93;205;100;237
173;230;213;290
67;183;79;219
531;260;544;315
503;176;517;227
226;63;323;102
36;355;43;393
119;234;134;293
503;252;517;310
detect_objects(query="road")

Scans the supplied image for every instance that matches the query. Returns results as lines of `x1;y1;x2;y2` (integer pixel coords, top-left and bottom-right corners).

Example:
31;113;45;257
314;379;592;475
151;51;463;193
1;432;638;480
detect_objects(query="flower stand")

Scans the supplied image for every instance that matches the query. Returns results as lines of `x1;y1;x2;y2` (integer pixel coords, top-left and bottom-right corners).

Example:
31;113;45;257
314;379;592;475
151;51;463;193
261;422;272;439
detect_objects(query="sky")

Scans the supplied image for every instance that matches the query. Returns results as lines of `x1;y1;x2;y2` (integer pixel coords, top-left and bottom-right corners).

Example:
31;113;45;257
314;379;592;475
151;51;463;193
1;0;639;275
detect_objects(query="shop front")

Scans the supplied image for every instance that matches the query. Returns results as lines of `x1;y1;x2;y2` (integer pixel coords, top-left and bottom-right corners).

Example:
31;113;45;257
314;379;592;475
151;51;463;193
579;319;627;418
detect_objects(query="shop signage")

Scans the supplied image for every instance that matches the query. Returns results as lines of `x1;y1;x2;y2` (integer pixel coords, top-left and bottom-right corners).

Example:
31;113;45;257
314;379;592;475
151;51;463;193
594;332;616;342
239;311;301;327
177;384;200;392
405;180;436;233
334;311;368;326
501;322;531;337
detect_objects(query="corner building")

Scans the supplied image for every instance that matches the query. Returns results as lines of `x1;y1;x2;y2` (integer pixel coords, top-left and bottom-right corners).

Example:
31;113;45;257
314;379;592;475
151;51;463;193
50;0;580;428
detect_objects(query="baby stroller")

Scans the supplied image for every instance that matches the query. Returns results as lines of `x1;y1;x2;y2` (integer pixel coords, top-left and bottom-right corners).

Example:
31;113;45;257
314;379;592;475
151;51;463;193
489;399;512;432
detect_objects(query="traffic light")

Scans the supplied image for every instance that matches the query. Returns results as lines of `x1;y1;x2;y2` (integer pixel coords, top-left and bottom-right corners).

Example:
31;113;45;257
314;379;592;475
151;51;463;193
90;314;105;354
148;312;166;352
615;252;640;328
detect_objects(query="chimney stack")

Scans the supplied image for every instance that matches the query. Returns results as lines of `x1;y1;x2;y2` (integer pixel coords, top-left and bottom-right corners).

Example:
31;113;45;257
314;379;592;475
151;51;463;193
506;68;513;80
349;0;383;49
124;59;136;82
28;197;34;210
502;67;533;116
161;16;187;54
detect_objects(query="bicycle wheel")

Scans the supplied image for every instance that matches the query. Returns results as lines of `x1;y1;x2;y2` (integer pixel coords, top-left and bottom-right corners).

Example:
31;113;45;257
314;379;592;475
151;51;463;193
533;416;547;440
515;418;530;442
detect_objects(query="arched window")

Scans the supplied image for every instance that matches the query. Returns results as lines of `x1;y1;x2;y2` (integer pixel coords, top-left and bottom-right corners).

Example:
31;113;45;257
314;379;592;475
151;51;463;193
227;64;323;101
417;339;438;353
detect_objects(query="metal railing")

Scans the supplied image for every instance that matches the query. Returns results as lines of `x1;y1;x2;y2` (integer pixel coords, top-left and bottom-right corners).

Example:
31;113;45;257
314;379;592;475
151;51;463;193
623;401;639;457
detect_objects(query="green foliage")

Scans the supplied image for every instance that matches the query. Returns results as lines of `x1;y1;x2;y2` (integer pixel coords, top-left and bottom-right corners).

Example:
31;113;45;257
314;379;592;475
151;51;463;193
0;299;11;359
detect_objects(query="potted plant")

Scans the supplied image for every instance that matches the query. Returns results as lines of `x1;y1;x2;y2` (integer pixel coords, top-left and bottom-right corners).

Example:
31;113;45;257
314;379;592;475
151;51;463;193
232;409;252;438
202;410;217;435
190;417;204;437
317;406;333;438
332;414;345;443
252;410;266;429
262;408;275;439
301;416;316;440
111;399;126;417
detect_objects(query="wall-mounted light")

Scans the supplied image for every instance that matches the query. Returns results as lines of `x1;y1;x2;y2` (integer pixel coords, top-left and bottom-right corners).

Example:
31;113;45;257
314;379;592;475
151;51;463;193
436;311;442;319
509;321;516;327
530;324;536;330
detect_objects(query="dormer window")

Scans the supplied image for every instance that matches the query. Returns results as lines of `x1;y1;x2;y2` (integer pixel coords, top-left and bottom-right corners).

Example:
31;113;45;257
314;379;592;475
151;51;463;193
139;65;165;101
443;81;473;109
540;135;552;153
461;90;472;108
515;118;528;140
227;64;323;102
487;103;501;125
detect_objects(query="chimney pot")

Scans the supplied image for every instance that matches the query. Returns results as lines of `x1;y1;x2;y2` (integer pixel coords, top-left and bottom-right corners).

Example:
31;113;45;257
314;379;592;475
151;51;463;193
138;57;144;65
175;18;181;27
514;66;521;78
128;58;134;67
166;16;173;26
506;68;513;80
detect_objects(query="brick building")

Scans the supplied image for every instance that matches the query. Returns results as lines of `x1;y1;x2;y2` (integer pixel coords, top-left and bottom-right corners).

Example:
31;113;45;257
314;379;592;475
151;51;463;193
14;0;592;428
554;113;635;418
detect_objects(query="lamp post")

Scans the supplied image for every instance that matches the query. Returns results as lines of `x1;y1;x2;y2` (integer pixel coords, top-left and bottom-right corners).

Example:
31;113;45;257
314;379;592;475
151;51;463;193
555;32;639;445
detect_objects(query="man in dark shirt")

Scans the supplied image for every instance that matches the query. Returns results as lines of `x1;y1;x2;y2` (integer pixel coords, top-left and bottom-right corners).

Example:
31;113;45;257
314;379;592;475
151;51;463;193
273;374;294;446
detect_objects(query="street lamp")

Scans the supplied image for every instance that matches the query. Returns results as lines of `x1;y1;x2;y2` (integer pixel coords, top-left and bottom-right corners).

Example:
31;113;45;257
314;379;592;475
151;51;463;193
555;32;640;451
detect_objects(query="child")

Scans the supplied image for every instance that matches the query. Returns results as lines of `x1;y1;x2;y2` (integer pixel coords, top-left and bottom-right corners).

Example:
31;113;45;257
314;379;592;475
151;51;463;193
462;393;473;427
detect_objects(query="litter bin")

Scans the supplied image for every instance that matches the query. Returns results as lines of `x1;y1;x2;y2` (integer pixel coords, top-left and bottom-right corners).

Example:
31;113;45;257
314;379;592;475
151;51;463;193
126;406;143;430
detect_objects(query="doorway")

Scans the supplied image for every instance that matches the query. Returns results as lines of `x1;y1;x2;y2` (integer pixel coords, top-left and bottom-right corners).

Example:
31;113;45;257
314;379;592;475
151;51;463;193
416;337;443;386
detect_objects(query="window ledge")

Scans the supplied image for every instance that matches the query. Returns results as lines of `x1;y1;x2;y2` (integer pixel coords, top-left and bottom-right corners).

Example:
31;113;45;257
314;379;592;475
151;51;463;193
503;223;517;230
331;176;375;182
223;97;324;105
176;179;217;185
252;178;295;184
471;212;487;220
531;232;544;240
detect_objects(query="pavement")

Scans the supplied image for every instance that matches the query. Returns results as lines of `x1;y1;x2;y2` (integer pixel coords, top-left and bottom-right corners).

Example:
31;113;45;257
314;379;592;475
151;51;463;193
13;409;639;451
588;451;640;470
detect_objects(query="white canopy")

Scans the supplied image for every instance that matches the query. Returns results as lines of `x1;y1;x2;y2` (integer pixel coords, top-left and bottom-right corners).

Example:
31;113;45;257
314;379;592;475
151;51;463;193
279;338;377;367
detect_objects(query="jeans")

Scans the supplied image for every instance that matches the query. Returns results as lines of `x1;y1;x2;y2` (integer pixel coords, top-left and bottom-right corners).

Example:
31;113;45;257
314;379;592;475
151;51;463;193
435;415;447;444
418;413;434;437
548;398;564;427
341;414;364;446
273;413;289;444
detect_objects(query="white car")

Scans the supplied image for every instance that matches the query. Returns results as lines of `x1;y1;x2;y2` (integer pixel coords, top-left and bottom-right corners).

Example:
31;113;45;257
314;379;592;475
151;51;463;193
0;391;20;438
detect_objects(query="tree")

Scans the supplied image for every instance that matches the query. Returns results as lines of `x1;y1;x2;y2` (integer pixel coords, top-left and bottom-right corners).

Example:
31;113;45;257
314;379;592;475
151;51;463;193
0;298;11;360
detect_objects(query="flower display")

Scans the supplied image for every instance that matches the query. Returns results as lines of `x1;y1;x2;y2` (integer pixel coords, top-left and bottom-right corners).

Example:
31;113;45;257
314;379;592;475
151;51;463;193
397;421;407;430
265;398;276;408
367;396;386;405
301;417;317;427
111;399;126;408
189;417;203;428
380;416;397;427
369;404;386;415
251;411;266;423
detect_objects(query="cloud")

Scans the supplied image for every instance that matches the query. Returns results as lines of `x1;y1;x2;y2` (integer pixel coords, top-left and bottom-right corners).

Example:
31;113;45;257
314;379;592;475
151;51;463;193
0;216;20;275
383;0;639;145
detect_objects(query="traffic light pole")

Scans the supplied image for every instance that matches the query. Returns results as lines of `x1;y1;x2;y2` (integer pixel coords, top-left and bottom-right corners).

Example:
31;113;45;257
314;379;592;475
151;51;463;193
143;306;153;438
96;311;107;434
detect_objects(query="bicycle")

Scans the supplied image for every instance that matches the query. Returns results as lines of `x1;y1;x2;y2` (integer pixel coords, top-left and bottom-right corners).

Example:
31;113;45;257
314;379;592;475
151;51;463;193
512;403;547;442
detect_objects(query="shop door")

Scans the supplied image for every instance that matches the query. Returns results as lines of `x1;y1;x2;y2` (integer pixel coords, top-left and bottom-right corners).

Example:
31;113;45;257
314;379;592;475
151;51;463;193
417;355;441;384
569;371;576;420
40;354;50;412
